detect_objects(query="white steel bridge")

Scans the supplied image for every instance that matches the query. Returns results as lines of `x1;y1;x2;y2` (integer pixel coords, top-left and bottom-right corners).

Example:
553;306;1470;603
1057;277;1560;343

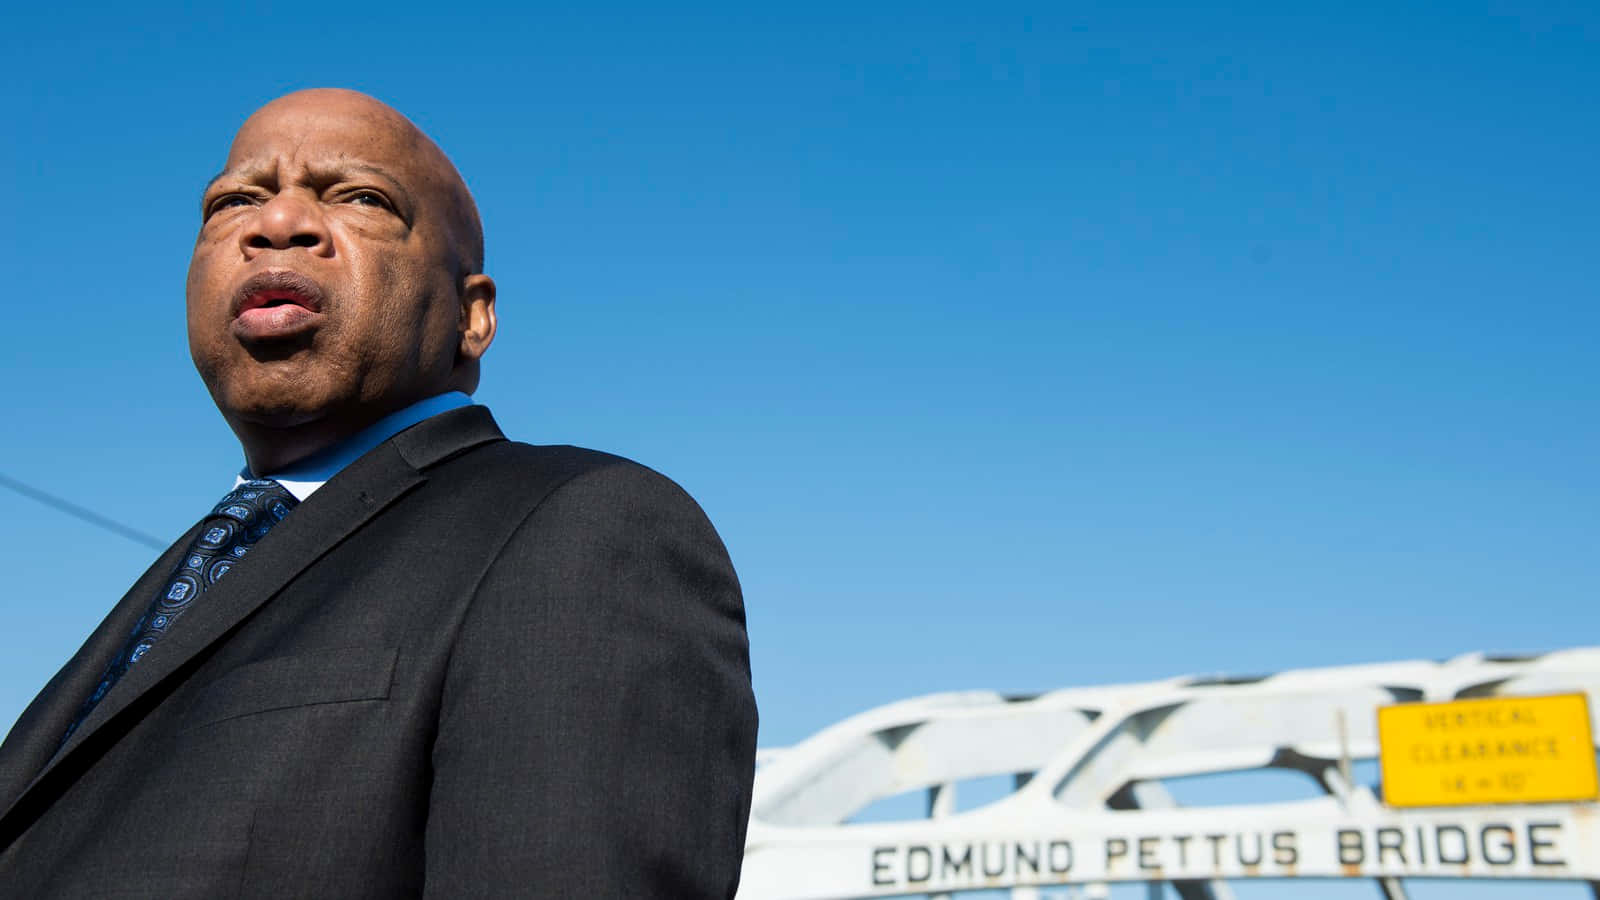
740;647;1600;899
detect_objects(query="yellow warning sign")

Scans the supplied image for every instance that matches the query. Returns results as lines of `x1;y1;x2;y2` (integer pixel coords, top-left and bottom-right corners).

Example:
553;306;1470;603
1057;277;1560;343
1378;692;1598;808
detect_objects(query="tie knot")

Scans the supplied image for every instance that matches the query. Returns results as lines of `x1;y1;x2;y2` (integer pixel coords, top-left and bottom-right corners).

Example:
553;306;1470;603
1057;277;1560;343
214;478;298;519
204;479;300;546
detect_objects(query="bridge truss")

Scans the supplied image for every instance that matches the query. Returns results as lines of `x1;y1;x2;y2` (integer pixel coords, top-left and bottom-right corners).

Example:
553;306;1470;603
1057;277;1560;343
739;648;1600;899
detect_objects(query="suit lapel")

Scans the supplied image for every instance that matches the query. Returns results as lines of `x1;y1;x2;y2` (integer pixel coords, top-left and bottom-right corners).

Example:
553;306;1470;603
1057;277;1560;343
1;406;505;831
0;529;198;810
37;447;424;774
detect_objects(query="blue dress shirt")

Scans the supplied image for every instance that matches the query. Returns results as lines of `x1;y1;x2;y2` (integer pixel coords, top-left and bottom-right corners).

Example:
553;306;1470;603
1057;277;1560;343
232;392;473;501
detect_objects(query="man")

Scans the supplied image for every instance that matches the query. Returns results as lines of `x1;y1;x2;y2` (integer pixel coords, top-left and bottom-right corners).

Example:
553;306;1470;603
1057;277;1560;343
0;89;758;897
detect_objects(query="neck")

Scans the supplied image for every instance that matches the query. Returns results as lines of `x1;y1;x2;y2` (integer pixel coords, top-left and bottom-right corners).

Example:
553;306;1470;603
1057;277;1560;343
227;391;471;477
231;415;377;476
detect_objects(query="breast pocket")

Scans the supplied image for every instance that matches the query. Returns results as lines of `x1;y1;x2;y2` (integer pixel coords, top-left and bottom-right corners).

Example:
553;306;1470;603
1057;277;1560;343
181;647;398;732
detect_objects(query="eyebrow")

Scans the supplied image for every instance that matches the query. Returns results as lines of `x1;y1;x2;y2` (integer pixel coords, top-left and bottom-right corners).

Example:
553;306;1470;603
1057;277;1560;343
199;162;415;210
200;169;232;201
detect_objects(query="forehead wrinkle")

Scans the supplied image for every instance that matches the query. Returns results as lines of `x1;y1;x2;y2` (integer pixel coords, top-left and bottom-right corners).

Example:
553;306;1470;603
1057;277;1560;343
336;162;409;190
204;161;273;191
205;155;409;191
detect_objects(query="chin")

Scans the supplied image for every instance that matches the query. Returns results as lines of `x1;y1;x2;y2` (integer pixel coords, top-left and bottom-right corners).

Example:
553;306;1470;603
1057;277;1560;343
202;352;348;424
229;402;330;430
211;379;338;430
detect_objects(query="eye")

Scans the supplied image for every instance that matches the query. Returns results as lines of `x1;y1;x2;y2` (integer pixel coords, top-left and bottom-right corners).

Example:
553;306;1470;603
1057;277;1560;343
205;194;254;218
348;190;393;211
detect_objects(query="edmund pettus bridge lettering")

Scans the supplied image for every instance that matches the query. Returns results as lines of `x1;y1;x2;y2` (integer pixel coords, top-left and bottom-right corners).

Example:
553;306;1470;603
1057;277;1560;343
868;820;1570;890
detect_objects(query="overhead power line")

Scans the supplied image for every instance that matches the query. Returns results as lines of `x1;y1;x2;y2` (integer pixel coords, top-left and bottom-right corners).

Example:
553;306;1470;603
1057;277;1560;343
0;471;167;551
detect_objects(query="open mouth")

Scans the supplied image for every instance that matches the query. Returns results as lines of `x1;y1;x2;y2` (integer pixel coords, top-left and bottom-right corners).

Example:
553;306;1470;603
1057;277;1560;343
231;270;327;340
234;270;326;316
242;288;319;313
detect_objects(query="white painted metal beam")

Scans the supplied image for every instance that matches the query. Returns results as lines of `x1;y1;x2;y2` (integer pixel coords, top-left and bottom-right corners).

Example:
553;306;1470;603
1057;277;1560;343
741;647;1600;898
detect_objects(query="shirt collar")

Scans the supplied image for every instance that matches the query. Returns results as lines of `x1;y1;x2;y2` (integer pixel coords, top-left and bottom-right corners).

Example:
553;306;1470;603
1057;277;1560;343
233;391;473;501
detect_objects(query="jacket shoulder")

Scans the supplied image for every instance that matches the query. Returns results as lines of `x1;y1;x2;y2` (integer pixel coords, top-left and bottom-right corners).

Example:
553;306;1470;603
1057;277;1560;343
436;439;705;515
460;440;656;484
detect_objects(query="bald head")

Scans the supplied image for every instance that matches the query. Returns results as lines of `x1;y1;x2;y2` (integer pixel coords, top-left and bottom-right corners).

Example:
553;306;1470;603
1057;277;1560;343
188;88;498;473
223;89;484;273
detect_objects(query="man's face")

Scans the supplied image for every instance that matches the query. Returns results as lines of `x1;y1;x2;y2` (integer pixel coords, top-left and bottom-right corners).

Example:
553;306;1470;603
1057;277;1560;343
187;92;481;439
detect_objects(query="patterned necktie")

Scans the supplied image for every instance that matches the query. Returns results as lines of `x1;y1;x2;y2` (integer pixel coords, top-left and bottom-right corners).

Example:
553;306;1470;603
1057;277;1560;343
61;479;299;744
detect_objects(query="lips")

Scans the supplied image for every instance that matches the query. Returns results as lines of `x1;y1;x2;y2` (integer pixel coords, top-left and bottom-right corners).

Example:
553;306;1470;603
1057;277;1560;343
230;270;327;341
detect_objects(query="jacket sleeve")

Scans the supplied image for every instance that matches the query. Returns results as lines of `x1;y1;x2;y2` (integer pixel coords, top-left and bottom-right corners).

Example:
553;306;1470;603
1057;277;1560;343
422;461;758;898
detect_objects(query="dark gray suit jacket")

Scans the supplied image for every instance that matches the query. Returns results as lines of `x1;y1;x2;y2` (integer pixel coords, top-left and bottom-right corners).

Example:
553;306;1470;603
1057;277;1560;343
0;406;758;897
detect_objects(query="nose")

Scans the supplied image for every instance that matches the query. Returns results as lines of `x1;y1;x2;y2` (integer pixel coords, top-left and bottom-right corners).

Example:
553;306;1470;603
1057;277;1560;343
240;190;331;257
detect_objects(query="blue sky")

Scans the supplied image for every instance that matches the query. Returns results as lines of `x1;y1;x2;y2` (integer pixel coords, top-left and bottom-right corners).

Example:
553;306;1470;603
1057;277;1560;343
1;4;1595;897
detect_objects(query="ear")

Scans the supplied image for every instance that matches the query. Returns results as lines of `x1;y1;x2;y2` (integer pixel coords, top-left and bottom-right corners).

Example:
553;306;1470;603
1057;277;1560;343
457;273;497;362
